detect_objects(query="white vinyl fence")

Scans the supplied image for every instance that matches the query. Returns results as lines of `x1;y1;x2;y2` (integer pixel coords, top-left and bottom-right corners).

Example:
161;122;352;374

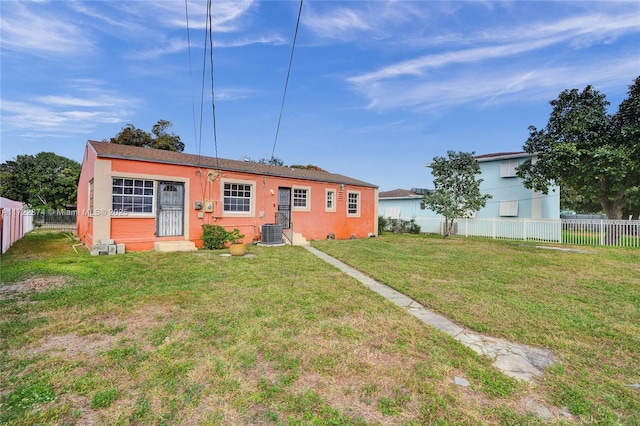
1;198;35;254
561;219;640;248
397;215;640;248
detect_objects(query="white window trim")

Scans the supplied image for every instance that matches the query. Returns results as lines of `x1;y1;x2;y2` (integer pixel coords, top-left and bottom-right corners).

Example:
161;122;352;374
347;190;361;217
221;178;255;217
105;172;188;219
499;200;519;217
325;188;336;212
292;185;311;212
110;177;156;217
500;159;520;178
88;179;94;215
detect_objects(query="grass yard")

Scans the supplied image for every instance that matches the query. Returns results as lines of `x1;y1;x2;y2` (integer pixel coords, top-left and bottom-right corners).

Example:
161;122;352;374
313;234;640;425
0;232;638;425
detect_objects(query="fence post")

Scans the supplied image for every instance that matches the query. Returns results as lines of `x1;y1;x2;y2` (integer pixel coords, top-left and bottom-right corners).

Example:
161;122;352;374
600;219;604;246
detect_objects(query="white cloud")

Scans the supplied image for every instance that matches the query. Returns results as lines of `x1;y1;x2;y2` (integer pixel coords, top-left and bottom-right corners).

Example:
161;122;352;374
350;56;639;113
342;7;640;112
303;1;435;42
349;12;640;85
215;87;255;101
0;2;93;55
117;0;256;32
1;85;136;136
304;7;371;40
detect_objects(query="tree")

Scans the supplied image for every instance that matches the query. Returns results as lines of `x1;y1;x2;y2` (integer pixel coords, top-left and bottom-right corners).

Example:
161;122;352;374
0;152;81;210
560;184;602;214
289;164;328;172
106;119;184;152
256;156;284;166
517;77;640;219
150;119;185;152
423;151;491;238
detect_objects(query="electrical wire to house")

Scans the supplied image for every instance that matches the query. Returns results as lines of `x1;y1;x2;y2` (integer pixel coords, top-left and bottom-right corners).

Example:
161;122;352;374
184;0;305;223
267;0;304;176
184;0;207;203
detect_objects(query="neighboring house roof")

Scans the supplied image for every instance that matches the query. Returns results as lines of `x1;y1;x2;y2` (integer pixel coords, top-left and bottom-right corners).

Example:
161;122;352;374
87;141;377;188
474;152;529;162
425;152;531;167
379;189;426;199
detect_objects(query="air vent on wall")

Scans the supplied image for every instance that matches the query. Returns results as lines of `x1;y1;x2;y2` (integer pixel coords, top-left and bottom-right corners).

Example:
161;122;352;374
261;224;283;245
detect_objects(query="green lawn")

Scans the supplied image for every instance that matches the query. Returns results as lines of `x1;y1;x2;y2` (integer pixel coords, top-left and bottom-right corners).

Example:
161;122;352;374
313;234;640;425
0;232;638;425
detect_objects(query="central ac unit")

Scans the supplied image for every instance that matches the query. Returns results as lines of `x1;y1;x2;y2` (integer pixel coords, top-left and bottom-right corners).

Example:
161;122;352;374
261;224;283;245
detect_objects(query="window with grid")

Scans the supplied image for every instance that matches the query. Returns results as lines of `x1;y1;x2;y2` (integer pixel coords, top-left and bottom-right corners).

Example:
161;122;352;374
326;190;335;211
223;182;252;212
112;178;154;213
347;192;360;216
293;188;308;208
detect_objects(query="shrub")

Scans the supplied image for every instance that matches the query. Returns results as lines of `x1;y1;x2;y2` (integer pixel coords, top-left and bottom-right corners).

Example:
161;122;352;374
202;225;230;249
378;215;389;234
201;225;245;249
388;218;421;234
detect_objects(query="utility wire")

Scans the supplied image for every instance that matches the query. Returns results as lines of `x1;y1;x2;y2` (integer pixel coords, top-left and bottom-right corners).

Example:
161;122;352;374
268;0;304;174
184;0;207;201
207;0;219;169
184;0;200;159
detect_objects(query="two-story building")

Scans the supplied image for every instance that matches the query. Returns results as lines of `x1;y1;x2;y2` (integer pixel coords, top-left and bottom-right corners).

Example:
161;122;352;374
378;152;560;236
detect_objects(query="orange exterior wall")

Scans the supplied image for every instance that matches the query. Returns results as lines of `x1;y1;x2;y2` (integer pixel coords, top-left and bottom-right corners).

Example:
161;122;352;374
76;146;96;249
78;148;378;251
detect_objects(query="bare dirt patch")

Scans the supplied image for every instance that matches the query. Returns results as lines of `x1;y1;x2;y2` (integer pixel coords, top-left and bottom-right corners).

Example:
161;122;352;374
12;303;174;359
0;276;69;300
17;333;119;358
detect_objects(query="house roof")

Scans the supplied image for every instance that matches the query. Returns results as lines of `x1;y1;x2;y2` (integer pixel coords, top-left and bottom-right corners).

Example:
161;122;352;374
474;152;530;162
88;141;377;188
379;189;425;199
425;151;531;167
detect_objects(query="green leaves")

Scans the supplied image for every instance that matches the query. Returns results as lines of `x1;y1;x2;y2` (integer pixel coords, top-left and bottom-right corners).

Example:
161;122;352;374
423;151;491;237
519;77;640;219
108;119;184;152
0;152;81;209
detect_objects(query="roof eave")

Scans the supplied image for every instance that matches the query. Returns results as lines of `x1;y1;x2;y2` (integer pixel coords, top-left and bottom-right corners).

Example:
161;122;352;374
94;150;378;188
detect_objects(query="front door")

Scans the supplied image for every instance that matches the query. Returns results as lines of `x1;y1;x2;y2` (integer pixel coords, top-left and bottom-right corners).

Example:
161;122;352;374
157;182;184;237
277;187;291;229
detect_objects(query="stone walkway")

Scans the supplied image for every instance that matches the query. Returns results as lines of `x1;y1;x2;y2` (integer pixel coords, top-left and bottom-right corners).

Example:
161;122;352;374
304;245;557;382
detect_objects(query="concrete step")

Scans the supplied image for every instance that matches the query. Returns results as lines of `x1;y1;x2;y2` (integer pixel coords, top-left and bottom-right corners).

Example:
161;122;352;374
154;241;197;252
290;231;309;246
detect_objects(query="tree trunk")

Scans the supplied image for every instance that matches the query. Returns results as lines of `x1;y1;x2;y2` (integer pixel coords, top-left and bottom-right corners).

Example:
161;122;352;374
598;182;627;220
443;217;455;238
599;186;628;245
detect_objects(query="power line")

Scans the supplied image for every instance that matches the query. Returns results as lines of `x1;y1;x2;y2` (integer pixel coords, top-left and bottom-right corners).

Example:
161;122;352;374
268;0;304;173
207;0;219;169
184;0;200;159
185;0;206;201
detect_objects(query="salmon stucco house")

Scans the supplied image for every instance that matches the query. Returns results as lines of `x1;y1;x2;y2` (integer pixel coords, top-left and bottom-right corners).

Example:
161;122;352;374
77;141;379;252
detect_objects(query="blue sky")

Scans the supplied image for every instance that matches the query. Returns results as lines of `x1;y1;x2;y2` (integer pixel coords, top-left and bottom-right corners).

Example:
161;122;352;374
1;1;639;191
